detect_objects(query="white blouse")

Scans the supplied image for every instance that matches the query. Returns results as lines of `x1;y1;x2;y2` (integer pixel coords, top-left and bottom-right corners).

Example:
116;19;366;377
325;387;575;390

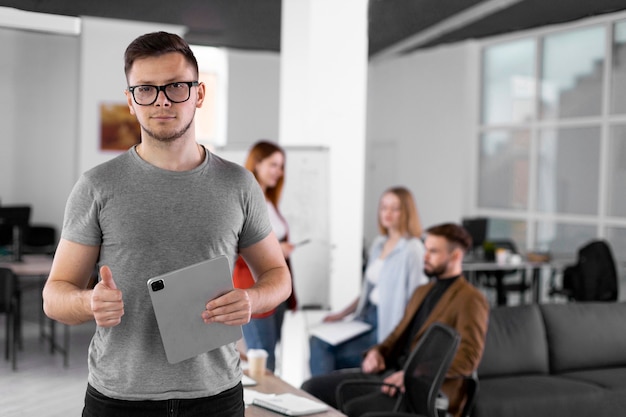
365;258;384;306
266;200;288;241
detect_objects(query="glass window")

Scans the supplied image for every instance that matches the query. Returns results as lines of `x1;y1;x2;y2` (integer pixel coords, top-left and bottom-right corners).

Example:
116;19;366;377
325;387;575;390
535;221;596;257
607;125;626;216
482;39;536;124
536;127;600;215
611;21;626;114
478;129;530;210
487;218;528;254
606;226;626;264
541;26;605;119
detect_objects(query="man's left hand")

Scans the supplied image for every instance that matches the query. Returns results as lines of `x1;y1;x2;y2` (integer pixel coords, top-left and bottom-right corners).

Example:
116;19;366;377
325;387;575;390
202;288;252;325
381;370;405;397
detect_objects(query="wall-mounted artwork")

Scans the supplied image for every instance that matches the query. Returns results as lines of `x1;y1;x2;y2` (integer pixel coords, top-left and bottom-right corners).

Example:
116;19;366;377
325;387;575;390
100;103;141;151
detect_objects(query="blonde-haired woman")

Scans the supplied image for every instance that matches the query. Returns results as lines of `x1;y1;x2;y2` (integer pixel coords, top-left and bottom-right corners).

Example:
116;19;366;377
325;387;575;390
309;186;427;376
233;140;296;372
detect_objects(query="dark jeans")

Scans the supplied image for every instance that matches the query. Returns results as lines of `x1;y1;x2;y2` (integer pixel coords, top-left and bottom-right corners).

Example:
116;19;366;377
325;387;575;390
82;383;245;417
242;301;287;372
308;304;378;377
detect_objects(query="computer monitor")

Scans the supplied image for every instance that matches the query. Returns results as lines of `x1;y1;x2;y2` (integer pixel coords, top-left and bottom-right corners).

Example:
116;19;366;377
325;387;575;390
461;217;488;253
0;205;32;261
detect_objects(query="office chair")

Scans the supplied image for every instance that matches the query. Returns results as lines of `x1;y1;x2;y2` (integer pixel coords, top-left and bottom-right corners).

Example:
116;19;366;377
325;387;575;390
336;323;461;417
549;239;618;302
459;372;479;417
0;267;21;370
22;225;58;255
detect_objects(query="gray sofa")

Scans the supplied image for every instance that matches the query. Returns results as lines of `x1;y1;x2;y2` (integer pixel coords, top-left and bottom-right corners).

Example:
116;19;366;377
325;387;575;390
473;301;626;417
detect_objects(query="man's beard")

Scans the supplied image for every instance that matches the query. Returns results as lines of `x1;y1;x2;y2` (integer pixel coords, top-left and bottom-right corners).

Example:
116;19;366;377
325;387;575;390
140;118;193;142
424;263;447;278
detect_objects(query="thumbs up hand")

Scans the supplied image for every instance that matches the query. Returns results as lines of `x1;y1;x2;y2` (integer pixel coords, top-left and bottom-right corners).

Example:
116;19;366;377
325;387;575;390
91;265;124;327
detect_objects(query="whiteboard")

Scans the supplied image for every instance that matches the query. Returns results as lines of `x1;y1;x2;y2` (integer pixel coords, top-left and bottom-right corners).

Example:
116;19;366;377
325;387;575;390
214;145;331;309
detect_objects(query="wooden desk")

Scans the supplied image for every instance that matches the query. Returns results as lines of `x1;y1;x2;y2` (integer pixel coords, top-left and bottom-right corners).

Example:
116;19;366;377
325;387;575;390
245;373;345;417
0;254;70;367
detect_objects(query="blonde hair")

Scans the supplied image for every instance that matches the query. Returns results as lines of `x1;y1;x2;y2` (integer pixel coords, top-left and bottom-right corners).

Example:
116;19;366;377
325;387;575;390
377;186;422;238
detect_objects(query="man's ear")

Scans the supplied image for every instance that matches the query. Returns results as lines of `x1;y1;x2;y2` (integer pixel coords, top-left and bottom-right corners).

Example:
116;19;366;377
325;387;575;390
195;81;206;108
450;246;463;262
124;90;136;116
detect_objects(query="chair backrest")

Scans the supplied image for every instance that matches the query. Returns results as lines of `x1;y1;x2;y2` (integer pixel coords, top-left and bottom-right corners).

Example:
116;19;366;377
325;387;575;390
401;323;461;417
0;267;18;313
566;239;618;301
460;373;479;417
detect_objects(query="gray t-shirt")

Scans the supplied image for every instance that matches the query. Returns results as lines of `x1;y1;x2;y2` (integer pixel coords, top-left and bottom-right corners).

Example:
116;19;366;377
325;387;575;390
62;146;272;401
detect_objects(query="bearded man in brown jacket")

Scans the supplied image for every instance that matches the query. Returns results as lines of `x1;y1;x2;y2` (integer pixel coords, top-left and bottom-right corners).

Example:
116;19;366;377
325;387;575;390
302;223;490;417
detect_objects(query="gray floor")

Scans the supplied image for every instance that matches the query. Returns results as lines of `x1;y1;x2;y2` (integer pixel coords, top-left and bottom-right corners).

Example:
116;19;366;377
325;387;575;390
0;296;95;417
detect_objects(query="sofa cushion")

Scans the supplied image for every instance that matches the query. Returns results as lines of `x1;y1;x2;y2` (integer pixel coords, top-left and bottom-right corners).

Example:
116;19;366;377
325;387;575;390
474;375;609;417
540;302;626;373
560;367;626;391
477;304;549;378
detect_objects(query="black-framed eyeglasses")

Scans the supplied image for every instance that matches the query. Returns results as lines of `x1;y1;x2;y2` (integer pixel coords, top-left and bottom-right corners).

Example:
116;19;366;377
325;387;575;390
127;81;199;105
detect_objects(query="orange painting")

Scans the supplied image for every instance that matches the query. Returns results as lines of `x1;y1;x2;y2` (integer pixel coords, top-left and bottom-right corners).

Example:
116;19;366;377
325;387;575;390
100;103;141;151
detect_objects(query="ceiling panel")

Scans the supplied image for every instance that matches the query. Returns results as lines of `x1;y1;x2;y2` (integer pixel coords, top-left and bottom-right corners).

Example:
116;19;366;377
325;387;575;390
1;0;625;58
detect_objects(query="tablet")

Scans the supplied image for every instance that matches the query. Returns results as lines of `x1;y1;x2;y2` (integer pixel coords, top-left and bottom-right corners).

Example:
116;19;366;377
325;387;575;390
147;256;242;364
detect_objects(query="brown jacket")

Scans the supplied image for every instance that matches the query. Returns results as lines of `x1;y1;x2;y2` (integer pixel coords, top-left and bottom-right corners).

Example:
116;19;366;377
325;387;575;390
374;276;490;417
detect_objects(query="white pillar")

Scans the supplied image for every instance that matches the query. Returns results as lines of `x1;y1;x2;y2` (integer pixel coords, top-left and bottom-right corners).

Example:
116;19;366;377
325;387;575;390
280;0;368;310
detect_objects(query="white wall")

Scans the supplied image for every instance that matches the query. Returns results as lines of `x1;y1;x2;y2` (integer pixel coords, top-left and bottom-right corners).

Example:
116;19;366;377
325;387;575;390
364;41;479;244
226;50;280;147
0;28;78;226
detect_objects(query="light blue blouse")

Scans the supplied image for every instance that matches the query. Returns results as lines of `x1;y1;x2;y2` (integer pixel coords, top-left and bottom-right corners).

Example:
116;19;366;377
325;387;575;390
354;236;428;342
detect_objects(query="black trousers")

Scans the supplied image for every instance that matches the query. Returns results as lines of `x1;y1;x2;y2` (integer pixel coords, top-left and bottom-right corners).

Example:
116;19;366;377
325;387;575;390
82;382;245;417
300;369;399;417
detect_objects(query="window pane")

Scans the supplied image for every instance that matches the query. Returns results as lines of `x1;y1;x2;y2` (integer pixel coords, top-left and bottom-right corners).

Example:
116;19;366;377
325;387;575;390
535;221;596;257
487;218;527;254
606;227;626;285
607;125;626;216
611;21;626;114
536;127;600;215
541;26;605;119
482;39;535;124
478;130;530;210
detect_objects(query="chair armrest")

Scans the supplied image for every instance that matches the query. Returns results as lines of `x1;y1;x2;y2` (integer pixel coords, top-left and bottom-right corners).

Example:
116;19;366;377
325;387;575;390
336;380;403;412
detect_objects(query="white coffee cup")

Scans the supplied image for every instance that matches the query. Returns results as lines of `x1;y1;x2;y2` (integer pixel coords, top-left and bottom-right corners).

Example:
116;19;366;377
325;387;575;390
247;349;268;379
496;248;511;265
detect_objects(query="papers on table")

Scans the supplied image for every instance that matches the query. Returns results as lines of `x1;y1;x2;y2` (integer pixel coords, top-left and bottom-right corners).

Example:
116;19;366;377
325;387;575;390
308;320;372;346
251;392;329;416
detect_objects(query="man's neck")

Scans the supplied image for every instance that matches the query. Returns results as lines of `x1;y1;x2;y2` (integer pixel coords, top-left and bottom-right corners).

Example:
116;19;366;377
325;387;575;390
136;138;204;171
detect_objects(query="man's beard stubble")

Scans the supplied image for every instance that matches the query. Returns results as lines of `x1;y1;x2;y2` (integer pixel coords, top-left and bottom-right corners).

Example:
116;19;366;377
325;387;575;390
424;263;447;278
140;118;194;143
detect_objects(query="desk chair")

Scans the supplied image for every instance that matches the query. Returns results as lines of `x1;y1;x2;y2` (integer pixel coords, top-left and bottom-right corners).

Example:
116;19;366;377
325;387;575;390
549;239;618;302
0;267;21;370
22;225;57;255
336;323;461;417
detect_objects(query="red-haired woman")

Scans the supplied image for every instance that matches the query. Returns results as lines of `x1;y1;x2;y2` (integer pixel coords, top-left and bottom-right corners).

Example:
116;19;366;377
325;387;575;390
233;140;297;372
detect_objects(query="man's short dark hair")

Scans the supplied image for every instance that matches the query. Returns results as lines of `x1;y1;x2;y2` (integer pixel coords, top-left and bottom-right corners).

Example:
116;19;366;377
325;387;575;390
124;31;199;80
426;223;472;253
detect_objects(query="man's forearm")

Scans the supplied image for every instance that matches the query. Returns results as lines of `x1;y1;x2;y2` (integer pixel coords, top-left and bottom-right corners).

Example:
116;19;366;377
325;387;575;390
248;265;291;314
43;281;95;326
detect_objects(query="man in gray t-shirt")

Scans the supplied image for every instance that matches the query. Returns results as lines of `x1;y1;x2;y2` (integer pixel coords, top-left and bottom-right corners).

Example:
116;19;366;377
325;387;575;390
42;32;291;417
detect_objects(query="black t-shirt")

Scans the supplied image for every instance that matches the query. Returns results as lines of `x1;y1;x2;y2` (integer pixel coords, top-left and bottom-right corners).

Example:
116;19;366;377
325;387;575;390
395;275;460;368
